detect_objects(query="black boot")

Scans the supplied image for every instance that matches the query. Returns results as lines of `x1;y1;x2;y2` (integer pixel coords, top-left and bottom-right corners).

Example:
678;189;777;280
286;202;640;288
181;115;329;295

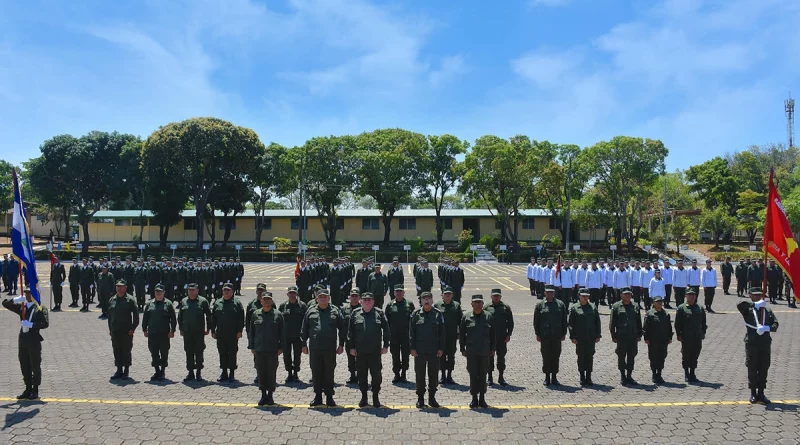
218;369;229;382
626;370;637;385
266;391;274;406
750;388;758;404
195;370;203;381
184;371;195;382
111;366;123;380
469;394;479;408
16;385;31;400
439;371;446;385
551;373;560;386
428;393;440;408
487;372;494;386
585;371;593;386
446;370;455;385
151;367;160;381
392;372;400;384
620;371;627;385
359;391;368;408
498;371;507;386
122;366;130;380
758;388;771;404
400;370;408;383
325;394;336;407
689;369;698;383
228;370;236;382
285;372;293;384
416;395;426;408
684;368;690;382
652;370;658;383
28;385;38;400
310;393;323;407
258;389;268;406
373;392;381;408
347;372;358;384
478;392;488;408
544;374;551;386
655;369;664;384
580;371;586;386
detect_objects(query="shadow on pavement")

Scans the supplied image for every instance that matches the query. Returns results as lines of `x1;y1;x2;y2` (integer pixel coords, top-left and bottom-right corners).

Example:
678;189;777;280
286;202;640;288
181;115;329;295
690;380;723;389
360;406;401;417
145;378;178;386
582;383;614;392
2;405;42;430
441;383;470;392
471;407;510;418
549;384;581;393
765;402;799;412
181;379;216;389
659;381;688;389
309;407;354;416
109;378;138;386
492;384;525;392
255;406;293;414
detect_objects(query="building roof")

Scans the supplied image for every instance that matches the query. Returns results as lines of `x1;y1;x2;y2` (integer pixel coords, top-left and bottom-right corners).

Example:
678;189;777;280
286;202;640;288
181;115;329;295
90;208;553;219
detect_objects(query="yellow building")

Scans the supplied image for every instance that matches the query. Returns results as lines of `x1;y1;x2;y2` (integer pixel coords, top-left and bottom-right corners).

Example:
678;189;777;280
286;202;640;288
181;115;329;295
78;209;604;245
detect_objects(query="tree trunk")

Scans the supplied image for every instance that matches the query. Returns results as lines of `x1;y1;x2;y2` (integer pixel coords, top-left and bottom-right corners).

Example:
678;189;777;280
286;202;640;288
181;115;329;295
81;221;90;255
382;212;393;248
255;214;264;250
435;210;444;244
159;225;169;247
195;194;205;250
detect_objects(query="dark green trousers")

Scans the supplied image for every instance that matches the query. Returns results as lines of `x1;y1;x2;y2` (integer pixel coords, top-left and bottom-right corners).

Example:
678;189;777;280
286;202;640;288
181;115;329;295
745;342;771;389
357;352;382;393
254;351;279;392
53;285;63;305
681;339;702;369
283;337;303;372
183;334;205;370
647;340;668;371
414;352;439;396
574;338;596;372
111;331;133;367
466;354;489;395
216;335;239;370
19;337;42;386
390;333;410;374
310;349;337;395
148;334;170;367
439;337;457;371
540;337;562;374
616;338;638;372
489;340;508;372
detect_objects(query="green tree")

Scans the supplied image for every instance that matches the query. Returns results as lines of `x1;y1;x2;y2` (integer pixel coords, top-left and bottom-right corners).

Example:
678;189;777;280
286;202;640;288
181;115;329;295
736;189;765;244
418;134;468;243
252;143;290;249
537;142;589;249
0;160;15;216
209;175;251;248
728;143;799;197
141;137;190;247
141;117;264;249
700;207;739;248
669;216;697;254
685;157;738;215
355;129;427;247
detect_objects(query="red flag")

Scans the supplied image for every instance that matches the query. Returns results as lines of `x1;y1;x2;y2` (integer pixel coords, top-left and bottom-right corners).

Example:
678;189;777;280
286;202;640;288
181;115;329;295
555;254;561;279
763;169;800;299
294;255;301;280
50;253;56;265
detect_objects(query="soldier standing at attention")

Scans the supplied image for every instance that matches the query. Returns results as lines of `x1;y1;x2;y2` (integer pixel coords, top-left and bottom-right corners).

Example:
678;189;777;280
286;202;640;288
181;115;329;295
234;258;245;296
785;273;797;309
415;260;434;299
449;260;465;304
460;294;495;408
97;265;116;319
737;287;779;404
355;259;372;296
301;289;346;407
534;285;567;386
248;291;285;406
210;283;244;383
387;257;404;297
410;291;445;408
328;258;343;307
79;258;95;312
642;295;672;384
147;258;161;300
735;258;748;298
245;284;267;384
50;256;66;311
142;285;177;381
386;284;415;383
3;289;49;400
133;259;148;311
347;291;390;408
610;287;643;385
178;283;212;382
123;257;136;297
435;286;461;385
672;260;688;307
568;288;601;386
486;288;514;386
279;286;307;383
674;288;708;383
766;259;782;304
68;258;80;308
107;280;139;380
367;263;389;308
700;259;718;313
747;258;765;292
340;289;362;384
527;257;538;298
661;261;674;308
720;256;734;295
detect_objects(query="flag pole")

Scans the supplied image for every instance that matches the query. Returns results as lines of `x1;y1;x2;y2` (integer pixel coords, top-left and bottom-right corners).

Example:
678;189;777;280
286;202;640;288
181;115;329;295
762;168;773;296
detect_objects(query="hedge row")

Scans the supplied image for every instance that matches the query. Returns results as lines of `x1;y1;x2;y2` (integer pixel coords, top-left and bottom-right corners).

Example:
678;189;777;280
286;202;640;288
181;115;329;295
711;251;763;261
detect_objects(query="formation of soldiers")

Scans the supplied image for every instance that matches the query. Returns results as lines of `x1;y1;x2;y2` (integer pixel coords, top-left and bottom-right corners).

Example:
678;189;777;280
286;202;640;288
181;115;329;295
3;255;786;407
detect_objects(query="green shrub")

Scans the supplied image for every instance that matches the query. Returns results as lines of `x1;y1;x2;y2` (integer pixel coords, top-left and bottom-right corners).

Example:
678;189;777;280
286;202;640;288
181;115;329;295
272;237;292;248
457;229;473;252
479;232;501;251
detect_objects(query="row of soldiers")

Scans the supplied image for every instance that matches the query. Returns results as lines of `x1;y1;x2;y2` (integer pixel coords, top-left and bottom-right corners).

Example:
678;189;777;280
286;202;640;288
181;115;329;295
724;256;795;307
49;256;245;313
0;254;21;295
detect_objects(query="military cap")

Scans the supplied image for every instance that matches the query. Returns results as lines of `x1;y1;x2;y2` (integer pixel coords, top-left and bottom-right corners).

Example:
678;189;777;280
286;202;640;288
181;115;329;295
350;287;360;295
392;256;399;261
316;288;330;296
621;287;633;294
287;285;298;292
222;282;234;290
691;259;697;263
393;284;404;291
686;288;697;295
749;287;763;295
262;292;274;299
360;292;374;299
256;283;267;290
490;288;502;296
420;291;433;299
187;283;199;289
102;263;109;268
125;256;131;260
652;295;664;302
471;294;484;302
544;284;556;292
154;284;165;292
23;288;31;295
374;263;382;267
361;258;369;263
115;279;127;286
442;285;453;294
578;288;591;296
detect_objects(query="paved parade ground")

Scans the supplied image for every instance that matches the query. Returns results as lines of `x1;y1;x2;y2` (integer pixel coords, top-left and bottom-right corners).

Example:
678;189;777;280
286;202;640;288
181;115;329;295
1;262;799;444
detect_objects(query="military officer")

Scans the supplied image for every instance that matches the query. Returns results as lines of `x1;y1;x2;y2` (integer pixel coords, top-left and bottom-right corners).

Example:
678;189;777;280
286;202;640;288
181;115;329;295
737;287;779;403
3;289;49;400
534;285;567;386
96;265;116;318
178;283;212;382
747;258;765;291
609;287;643;385
245;284;267;384
642;295;672;384
675;288;708;383
485;288;514;386
107;280;139;380
328;258;344;307
210;283;245;382
248;291;285;406
347;291;390;408
568;288;601;386
410;291;445;408
415;260;434;298
720;256;734;295
147;258;162;299
735;258;748;298
278;286;307;383
301;289;346;407
387;257;404;294
386;284;415;383
460;294;495;408
367;263;389;308
341;288;362;384
68;258;80;308
233;258;244;296
123;257;135;296
133;259;148;311
766;259;782;304
79;258;95;312
355;259;372;295
50;256;66;311
449;260;465;303
142;285;177;381
435;286;461;385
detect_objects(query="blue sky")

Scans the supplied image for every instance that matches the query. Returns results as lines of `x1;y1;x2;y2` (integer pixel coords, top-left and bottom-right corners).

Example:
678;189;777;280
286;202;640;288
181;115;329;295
1;0;798;170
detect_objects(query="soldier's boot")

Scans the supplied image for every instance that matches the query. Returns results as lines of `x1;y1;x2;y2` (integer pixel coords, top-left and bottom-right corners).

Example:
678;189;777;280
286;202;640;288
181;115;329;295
123;366;130;380
620;371;627;385
266;392;274;406
439;371;447;385
285;372;293;384
16;385;31;400
184;371;195;382
579;371;586;386
372;392;381;408
656;369;665;384
498;371;507;386
416;395;426;409
325;393;336;407
217;369;229;382
626;370;637;385
400;369;408;383
258;389;268;406
358;391;369;408
392;372;400;384
254;376;259;385
111;366;123;380
758;388;771;404
487;372;494;386
544;374;551;386
195;370;203;381
689;369;698;383
478;393;488;408
683;368;690;382
310;392;323;407
228;370;236;382
551;373;560;386
293;370;300;381
469;394;479;408
749;389;758;404
151;367;160;381
446;370;455;385
585;372;593;386
28;386;38;400
428;393;440;408
346;372;358;384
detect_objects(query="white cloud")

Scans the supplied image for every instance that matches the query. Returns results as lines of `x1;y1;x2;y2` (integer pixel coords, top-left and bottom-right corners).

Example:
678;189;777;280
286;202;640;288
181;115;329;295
429;55;466;87
511;50;581;89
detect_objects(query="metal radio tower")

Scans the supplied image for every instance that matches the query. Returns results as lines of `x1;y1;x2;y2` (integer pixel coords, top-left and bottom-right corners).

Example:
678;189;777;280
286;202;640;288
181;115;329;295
786;93;795;149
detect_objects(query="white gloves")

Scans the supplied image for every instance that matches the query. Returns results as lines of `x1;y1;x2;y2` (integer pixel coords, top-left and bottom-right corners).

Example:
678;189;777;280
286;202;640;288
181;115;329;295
754;300;767;309
174;286;178;290
235;278;239;282
145;285;149;291
184;284;188;289
12;296;25;304
212;284;216;289
219;282;223;286
90;285;94;290
21;320;33;329
756;325;770;335
61;282;65;286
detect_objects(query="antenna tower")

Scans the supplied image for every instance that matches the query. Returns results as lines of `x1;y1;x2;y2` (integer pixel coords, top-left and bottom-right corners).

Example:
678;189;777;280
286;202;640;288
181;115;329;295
786;92;795;149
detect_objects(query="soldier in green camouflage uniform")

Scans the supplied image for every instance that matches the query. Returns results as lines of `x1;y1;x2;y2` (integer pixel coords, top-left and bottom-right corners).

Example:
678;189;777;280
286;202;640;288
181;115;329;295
178;283;212;382
435;286;461;385
534;285;567;386
107;280;139;380
210;283;244;382
142;285;177;381
568;288;601;386
642;294;672;384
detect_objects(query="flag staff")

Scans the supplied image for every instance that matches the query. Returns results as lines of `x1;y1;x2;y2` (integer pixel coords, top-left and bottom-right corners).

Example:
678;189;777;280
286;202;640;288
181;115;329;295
762;168;773;295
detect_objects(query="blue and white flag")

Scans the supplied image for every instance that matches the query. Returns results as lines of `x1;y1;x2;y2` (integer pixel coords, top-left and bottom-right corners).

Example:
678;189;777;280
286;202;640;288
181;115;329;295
11;168;41;304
